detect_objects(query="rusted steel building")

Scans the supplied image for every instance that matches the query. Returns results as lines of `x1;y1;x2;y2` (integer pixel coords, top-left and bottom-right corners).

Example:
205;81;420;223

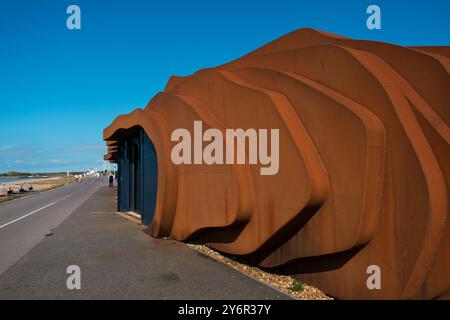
103;28;450;299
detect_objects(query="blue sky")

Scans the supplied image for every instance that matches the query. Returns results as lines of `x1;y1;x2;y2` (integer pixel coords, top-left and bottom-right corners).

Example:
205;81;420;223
0;0;449;173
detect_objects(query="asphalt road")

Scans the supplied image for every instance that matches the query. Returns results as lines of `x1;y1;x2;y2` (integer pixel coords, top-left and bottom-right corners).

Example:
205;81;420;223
0;176;105;276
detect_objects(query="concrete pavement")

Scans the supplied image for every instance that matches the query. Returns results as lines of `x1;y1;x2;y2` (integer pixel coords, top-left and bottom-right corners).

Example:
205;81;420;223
0;186;290;299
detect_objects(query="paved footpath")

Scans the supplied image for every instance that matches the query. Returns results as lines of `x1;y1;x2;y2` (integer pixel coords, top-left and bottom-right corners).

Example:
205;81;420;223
0;186;290;299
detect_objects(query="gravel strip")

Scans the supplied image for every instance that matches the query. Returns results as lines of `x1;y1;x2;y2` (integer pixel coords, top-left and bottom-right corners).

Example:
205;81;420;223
186;243;333;300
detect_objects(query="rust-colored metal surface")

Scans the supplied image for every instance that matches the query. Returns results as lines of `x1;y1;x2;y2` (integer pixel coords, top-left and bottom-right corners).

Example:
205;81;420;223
104;28;450;299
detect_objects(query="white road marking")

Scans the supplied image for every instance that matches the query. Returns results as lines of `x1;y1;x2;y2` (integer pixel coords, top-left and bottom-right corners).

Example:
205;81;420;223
89;179;96;185
0;202;58;230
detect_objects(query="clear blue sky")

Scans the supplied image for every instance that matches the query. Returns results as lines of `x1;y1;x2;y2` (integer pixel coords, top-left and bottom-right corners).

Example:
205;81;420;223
0;0;449;173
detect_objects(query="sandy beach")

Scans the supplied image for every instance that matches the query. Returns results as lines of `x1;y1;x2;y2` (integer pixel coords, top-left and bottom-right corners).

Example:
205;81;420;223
0;176;75;203
1;177;74;191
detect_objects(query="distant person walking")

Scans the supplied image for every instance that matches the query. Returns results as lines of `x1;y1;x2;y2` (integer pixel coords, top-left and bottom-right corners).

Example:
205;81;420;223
109;174;114;188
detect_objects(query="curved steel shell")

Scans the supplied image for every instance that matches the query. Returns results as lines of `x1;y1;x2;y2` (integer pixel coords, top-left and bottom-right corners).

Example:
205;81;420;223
104;28;450;299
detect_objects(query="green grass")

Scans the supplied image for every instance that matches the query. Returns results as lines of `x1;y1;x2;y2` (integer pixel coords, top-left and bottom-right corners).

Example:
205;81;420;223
290;280;305;292
0;194;22;204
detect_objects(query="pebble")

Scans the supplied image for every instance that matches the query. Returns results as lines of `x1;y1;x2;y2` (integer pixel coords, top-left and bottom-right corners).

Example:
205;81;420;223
187;243;333;300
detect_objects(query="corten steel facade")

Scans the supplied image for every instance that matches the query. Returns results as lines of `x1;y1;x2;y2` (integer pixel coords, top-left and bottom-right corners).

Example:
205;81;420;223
103;29;450;300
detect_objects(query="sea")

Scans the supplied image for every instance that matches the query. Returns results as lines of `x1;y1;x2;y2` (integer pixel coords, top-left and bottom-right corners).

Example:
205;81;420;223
0;177;37;184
